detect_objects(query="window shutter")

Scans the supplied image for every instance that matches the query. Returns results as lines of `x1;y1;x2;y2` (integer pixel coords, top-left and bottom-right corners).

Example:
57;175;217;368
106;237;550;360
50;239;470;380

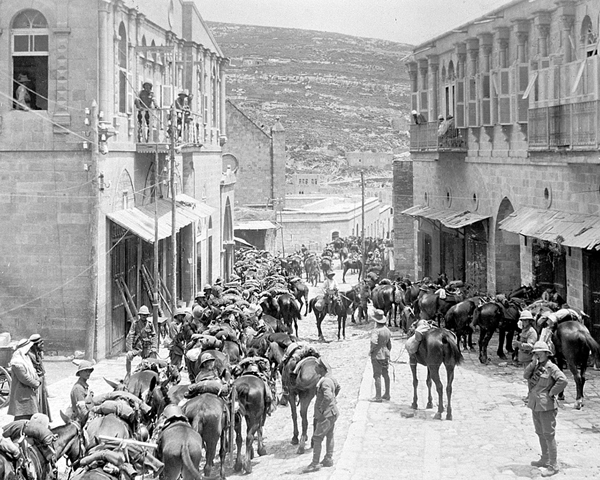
455;78;465;128
515;64;529;123
480;73;491;126
497;68;512;125
419;90;428;115
161;85;173;108
467;76;478;127
411;92;418;112
127;71;134;114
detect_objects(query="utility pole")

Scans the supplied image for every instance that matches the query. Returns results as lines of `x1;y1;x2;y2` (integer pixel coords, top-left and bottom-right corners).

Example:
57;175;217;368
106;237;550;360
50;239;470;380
361;169;366;281
278;198;285;257
170;42;178;319
153;143;160;334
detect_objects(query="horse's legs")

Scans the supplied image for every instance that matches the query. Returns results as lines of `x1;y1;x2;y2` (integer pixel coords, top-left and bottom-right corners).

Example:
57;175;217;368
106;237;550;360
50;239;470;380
505;329;515;354
497;328;507;359
428;365;444;419
479;327;494;364
203;436;217;478
257;417;267;456
219;426;227;480
410;363;419;409
294;319;299;340
290;392;299;445
245;420;260;473
569;355;587;409
316;314;325;341
445;365;455;420
297;394;311;454
425;368;434;410
234;412;244;472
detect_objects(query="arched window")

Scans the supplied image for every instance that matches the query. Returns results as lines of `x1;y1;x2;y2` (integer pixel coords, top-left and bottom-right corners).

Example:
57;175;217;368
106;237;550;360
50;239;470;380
581;16;598;57
12;9;49;110
118;22;129;113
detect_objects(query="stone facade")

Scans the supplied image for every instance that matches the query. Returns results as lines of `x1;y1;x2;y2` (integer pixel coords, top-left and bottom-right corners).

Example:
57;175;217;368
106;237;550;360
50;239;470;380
0;0;230;357
405;0;600;337
392;159;414;277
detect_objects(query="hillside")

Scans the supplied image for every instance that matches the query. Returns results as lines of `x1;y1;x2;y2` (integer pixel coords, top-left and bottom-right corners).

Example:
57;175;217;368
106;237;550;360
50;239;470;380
208;22;413;181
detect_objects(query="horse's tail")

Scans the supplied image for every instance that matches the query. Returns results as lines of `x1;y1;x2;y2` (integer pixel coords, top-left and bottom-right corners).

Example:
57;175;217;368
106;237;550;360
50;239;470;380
181;439;203;479
442;330;463;365
308;298;314;314
581;328;600;362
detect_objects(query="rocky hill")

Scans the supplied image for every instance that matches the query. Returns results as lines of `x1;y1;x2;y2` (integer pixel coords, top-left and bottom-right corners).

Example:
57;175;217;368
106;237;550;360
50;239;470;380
208;22;413;181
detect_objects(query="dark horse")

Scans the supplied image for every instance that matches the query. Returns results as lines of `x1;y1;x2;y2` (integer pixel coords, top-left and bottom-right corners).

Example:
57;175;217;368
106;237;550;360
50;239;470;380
342;258;362;283
278;292;302;338
472;301;520;364
554;320;600;409
410;328;463;420
183;393;229;479
233;375;269;473
308;294;346;341
417;291;461;325
281;356;319;453
371;283;402;327
289;279;310;315
444;299;478;351
157;420;204;480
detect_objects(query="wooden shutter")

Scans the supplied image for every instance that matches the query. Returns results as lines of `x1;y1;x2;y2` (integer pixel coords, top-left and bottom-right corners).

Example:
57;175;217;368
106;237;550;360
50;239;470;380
480;73;491;126
411;92;418;112
127;72;134;114
515;64;529;124
455;79;465;128
467;76;478;127
161;85;173;108
498;68;512;124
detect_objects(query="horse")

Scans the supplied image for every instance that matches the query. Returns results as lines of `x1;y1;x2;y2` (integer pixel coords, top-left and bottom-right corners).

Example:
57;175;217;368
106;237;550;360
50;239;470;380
410;327;463;420
417;291;462;325
334;294;352;340
183;393;229;479
222;339;243;365
289;279;310;315
308;294;333;341
339;246;349;268
85;413;132;450
232;375;269;473
320;256;333;277
371;283;401;327
304;255;320;286
444;299;478;351
157;420;204;480
554;320;600;409
342;258;363;283
278;292;301;338
281;356;319;453
472;302;510;364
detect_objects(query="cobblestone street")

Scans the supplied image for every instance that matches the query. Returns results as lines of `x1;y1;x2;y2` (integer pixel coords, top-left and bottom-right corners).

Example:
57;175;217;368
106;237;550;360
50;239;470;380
2;269;599;479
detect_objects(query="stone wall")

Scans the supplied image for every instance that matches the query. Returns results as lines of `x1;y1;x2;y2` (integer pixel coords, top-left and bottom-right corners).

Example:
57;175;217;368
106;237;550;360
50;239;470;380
392;159;414;277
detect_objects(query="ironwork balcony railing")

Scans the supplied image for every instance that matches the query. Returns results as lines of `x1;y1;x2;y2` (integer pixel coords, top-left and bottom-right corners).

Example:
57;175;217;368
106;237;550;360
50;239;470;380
528;100;598;150
134;107;205;146
409;122;467;152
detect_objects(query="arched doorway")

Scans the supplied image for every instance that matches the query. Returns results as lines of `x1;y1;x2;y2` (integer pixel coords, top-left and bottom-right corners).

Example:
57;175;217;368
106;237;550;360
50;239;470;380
495;197;521;293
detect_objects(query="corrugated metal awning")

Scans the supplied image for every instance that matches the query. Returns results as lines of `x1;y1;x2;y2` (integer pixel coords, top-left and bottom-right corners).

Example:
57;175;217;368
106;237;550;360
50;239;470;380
107;197;212;244
175;193;216;219
235;220;278;230
401;204;489;229
499;206;600;250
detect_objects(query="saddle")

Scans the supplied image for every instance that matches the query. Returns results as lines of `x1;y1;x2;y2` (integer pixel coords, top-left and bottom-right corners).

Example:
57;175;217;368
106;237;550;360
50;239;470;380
293;355;318;375
186;379;229;399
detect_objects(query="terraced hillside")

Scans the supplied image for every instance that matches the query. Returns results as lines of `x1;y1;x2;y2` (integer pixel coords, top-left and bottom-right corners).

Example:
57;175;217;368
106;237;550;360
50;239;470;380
208;22;413;179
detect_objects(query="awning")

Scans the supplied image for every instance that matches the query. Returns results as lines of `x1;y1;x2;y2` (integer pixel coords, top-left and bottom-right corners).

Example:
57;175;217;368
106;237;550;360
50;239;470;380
235;220;278;230
401;204;490;229
234;236;256;249
175;193;216;219
107;196;214;244
499;206;600;250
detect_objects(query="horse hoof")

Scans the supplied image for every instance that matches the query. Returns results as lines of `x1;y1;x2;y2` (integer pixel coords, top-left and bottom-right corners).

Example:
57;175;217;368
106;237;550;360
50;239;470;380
446;413;453;421
426;402;433;409
498;354;506;360
245;462;253;474
291;437;299;445
258;447;267;456
433;412;442;420
411;403;418;410
297;446;305;454
234;461;243;472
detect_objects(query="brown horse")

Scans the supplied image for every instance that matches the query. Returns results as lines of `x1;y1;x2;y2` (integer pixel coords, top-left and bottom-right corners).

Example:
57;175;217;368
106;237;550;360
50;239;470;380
308;294;328;341
233;375;269;473
554;320;600;409
183;393;229;479
410;328;463;420
157;420;204;480
278;293;302;338
281;356;320;453
342;258;362;283
289;279;310;315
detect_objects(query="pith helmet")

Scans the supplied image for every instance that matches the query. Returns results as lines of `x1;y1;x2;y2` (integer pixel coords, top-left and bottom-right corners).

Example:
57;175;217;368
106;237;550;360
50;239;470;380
200;352;215;366
138;305;151;315
76;360;95;376
531;341;552;353
372;309;386;324
519;310;534;321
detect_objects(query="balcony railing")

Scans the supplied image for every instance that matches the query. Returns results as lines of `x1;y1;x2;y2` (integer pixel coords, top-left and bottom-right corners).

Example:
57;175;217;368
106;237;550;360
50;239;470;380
409;122;467;152
135;107;205;145
528;100;598;150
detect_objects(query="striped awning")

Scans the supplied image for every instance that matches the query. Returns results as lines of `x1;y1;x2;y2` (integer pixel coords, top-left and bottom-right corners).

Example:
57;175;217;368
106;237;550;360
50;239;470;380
499;206;600;250
401;204;489;229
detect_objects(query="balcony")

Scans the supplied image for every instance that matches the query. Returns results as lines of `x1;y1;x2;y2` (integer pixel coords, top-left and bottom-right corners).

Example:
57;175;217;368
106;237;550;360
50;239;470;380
409;122;467;153
134;107;207;150
528;100;599;150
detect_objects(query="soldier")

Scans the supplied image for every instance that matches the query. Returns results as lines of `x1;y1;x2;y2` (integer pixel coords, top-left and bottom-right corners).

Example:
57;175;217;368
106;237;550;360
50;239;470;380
370;309;392;402
125;305;157;379
70;361;94;421
322;272;338;316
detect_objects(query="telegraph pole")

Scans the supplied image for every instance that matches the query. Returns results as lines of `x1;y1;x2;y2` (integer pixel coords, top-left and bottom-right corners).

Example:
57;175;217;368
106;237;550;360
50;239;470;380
170;43;177;318
361;169;366;281
153;143;160;334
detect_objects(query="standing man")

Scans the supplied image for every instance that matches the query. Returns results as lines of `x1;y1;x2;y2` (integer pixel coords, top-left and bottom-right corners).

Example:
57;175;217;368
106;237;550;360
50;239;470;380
70;361;94;421
8;339;40;420
304;358;340;472
512;310;538;367
125;305;157;379
370;309;392;402
28;334;51;421
524;341;568;477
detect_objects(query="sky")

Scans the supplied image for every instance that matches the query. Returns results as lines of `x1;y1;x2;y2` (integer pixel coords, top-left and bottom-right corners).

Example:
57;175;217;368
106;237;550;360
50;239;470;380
196;0;514;46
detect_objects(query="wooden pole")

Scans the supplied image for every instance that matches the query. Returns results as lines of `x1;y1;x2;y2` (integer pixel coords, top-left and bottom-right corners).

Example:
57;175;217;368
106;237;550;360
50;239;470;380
361;169;366;281
170;44;178;320
153;143;160;336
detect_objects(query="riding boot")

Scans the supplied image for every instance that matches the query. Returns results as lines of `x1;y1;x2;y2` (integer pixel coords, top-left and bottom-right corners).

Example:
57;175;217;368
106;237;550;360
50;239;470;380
373;377;382;401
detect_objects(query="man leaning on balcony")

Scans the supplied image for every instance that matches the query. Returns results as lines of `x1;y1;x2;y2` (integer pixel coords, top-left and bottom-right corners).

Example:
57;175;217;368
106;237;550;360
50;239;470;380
136;81;156;142
411;109;427;125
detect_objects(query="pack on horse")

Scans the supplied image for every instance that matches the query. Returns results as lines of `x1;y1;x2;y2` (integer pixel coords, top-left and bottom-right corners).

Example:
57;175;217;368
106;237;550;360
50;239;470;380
232;374;269;473
371;281;403;327
416;287;463;325
288;278;310;316
342;258;362;283
304;255;320;287
409;327;463;420
281;356;320;454
472;298;521;364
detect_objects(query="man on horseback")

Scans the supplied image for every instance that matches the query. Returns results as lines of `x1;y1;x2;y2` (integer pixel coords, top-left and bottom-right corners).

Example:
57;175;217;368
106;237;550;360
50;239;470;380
125;305;157;380
524;341;568;477
322;272;338;316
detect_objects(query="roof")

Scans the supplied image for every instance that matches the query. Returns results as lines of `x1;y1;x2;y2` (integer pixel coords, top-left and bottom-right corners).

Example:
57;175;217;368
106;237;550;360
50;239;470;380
401;204;489;229
234;236;256;249
107;196;215;244
235;220;278;231
498;207;600;250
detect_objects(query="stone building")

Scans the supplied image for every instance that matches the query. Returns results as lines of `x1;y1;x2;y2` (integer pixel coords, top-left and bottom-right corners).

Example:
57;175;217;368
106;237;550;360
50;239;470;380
400;0;600;337
223;100;286;207
0;0;232;357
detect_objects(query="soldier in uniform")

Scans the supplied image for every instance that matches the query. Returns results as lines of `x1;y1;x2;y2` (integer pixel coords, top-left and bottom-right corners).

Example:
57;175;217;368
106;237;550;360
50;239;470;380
125;305;157;378
70;361;94;421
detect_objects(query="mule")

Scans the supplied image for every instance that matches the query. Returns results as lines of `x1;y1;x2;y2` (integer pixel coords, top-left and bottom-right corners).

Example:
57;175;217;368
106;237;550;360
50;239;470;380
183;393;229;479
85;414;132;450
278;292;301;338
281;356;319;454
222;339;242;365
342;258;362;283
334;294;352;340
233;375;269;473
410;328;463;420
554;320;600;409
157;420;204;480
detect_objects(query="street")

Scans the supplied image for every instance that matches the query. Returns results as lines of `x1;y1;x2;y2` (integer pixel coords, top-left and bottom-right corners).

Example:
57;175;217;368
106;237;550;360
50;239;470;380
2;267;600;479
